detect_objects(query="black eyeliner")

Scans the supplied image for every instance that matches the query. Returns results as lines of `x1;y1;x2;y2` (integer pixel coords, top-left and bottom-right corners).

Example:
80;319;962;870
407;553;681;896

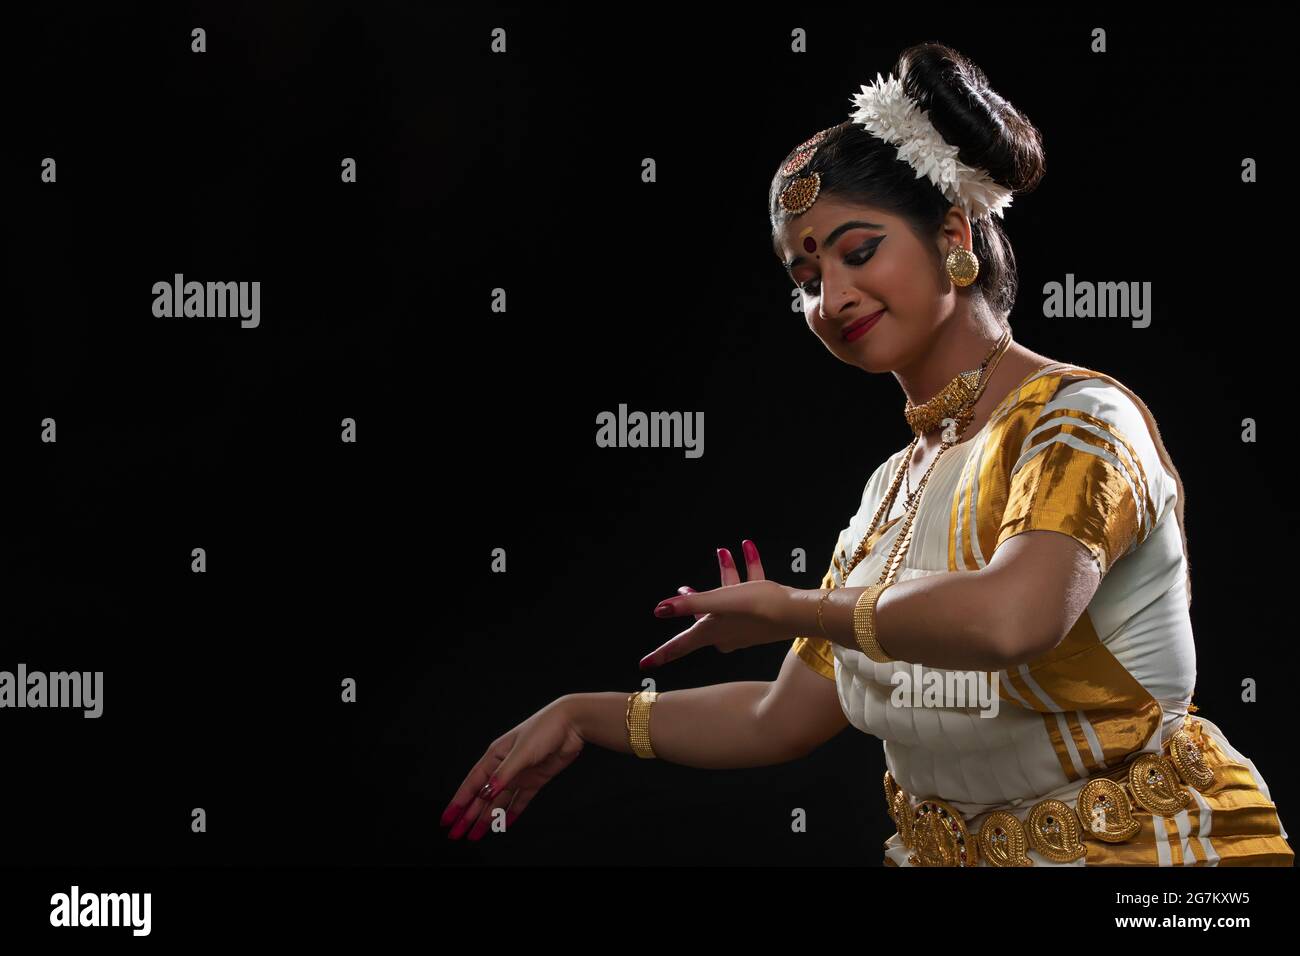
850;235;885;260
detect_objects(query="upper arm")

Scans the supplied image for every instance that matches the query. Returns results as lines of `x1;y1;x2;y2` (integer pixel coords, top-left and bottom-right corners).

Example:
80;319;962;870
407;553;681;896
984;375;1176;663
994;376;1176;576
981;529;1101;665
758;646;849;759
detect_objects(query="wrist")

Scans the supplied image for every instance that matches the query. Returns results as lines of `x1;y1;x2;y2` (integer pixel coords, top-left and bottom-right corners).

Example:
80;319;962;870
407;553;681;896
779;585;826;638
555;693;590;737
558;691;624;743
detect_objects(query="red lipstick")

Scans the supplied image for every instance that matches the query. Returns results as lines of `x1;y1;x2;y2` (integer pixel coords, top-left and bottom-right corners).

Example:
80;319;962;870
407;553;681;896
842;309;885;342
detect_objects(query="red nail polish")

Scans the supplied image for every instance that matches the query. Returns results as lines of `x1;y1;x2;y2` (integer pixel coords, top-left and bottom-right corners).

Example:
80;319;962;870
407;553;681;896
655;602;674;617
440;802;464;827
718;549;733;569
743;540;757;562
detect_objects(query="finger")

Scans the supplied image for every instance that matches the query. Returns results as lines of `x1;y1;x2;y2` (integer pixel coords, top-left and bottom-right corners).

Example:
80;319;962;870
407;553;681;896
503;786;540;828
467;785;517;841
447;740;521;838
447;756;505;839
496;745;580;832
741;540;766;581
479;738;535;813
448;790;489;839
640;619;711;669
654;585;748;620
717;548;741;587
441;742;511;829
678;585;704;620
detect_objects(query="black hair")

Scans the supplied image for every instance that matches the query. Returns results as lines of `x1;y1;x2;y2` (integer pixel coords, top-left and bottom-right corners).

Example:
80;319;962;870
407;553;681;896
769;42;1045;317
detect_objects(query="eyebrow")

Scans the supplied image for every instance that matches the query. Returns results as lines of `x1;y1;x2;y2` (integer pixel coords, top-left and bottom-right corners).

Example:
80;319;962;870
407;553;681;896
782;220;885;273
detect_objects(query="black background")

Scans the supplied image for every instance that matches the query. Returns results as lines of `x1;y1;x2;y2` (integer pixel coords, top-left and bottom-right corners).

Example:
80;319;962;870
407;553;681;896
8;0;1297;885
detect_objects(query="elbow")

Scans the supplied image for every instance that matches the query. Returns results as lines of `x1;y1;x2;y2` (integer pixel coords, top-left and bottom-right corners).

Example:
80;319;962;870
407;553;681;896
981;606;1061;670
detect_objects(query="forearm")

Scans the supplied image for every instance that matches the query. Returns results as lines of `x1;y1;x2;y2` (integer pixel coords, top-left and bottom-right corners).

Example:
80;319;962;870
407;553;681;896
783;570;1012;670
562;683;797;770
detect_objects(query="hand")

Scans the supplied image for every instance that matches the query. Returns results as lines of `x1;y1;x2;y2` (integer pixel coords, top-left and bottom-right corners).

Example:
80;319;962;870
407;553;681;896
440;697;585;841
640;539;795;669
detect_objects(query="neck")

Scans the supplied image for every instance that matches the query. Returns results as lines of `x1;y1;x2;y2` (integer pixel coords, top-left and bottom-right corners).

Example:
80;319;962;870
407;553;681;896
893;304;1007;408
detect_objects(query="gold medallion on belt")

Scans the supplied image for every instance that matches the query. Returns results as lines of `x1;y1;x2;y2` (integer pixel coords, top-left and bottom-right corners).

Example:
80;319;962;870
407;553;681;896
883;717;1217;866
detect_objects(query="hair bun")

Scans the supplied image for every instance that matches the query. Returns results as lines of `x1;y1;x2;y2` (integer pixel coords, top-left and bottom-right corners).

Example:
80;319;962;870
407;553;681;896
896;42;1045;195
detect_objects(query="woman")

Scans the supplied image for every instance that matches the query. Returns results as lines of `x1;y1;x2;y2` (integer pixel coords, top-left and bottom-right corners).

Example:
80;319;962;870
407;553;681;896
441;42;1293;866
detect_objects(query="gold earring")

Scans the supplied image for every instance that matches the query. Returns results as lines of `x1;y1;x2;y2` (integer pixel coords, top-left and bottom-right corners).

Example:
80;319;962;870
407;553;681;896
946;246;979;287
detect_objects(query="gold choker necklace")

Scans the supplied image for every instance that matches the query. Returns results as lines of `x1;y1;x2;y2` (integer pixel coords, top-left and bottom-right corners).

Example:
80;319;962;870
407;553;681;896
903;331;1012;437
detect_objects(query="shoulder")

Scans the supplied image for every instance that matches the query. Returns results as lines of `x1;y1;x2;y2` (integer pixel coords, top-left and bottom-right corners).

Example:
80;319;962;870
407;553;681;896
1029;366;1165;465
1036;375;1155;459
998;364;1179;528
989;363;1162;456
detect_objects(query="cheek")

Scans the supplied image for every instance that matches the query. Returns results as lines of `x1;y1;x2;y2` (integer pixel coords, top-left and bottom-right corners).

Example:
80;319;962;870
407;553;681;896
804;303;823;334
871;256;940;324
871;255;915;300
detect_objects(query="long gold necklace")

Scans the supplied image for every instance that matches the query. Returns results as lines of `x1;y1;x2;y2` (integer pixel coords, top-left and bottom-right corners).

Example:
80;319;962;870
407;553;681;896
836;330;1012;588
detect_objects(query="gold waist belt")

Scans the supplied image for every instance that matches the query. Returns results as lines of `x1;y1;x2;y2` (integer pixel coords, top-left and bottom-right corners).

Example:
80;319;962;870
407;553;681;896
884;717;1217;867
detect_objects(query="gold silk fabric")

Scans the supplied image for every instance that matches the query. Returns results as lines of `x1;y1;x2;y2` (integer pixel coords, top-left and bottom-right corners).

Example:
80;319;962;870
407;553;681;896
786;363;1292;866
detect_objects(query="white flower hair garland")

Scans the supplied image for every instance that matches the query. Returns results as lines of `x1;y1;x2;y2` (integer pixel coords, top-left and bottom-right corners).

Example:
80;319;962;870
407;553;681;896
848;72;1014;222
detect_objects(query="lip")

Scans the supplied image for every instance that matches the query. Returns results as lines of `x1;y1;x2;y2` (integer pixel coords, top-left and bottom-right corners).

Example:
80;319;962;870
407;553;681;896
842;309;886;342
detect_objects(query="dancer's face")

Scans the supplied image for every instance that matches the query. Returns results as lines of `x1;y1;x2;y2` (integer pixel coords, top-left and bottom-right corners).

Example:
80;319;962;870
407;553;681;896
775;197;967;373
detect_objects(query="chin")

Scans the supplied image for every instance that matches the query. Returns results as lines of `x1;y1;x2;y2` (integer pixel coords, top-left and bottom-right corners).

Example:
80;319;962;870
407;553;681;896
838;338;900;374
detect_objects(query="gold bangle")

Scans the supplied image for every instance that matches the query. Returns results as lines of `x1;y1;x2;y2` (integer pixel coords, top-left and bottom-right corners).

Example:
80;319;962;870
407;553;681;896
852;584;895;663
626;689;659;759
816;588;834;636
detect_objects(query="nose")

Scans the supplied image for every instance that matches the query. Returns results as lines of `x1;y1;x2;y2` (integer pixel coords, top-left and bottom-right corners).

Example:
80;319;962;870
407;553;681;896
816;270;859;321
819;291;856;322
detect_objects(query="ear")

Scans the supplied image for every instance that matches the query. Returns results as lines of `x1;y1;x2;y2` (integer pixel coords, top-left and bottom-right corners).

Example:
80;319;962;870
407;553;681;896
937;205;973;257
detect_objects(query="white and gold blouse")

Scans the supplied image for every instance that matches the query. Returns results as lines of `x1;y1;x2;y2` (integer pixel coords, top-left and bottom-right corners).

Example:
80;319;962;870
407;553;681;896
790;363;1293;866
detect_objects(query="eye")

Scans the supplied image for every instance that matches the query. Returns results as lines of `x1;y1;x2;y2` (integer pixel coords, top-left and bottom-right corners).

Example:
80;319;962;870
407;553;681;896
798;238;882;298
